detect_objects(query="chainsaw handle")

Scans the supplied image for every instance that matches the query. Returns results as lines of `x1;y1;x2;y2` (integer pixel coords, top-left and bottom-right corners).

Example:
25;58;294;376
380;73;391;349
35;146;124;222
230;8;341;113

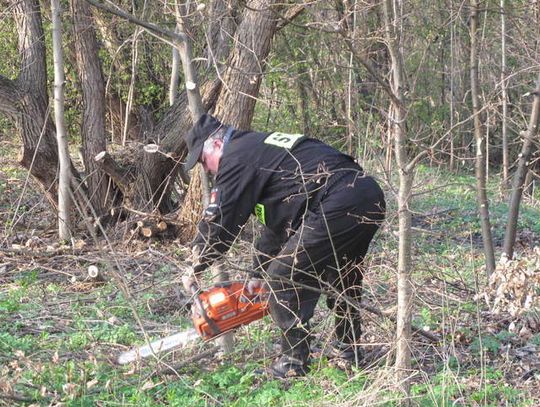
239;285;266;304
189;283;199;296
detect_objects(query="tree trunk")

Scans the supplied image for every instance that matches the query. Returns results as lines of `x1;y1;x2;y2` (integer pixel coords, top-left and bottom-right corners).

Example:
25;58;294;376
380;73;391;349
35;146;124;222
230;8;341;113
383;0;413;400
470;0;496;276
500;0;509;191
8;0;62;206
169;44;181;106
503;72;540;259
71;0;109;217
122;28;142;146
450;16;455;170
51;0;72;241
173;1;210;238
346;1;359;156
212;0;282;129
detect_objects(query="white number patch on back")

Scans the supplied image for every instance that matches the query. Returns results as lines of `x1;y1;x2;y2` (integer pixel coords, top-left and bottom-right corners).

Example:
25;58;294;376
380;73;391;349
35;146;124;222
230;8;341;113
264;132;304;149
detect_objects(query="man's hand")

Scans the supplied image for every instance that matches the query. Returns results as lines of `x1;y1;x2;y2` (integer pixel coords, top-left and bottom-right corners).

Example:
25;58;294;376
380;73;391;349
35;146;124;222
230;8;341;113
246;278;264;295
182;267;198;293
188;245;201;265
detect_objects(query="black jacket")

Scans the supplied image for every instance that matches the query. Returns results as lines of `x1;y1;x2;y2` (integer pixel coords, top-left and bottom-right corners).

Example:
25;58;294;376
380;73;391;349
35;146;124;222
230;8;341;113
193;129;363;270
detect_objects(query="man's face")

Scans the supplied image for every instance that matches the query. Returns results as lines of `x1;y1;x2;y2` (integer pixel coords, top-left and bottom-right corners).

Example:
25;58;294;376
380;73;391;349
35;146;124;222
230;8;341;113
200;138;224;175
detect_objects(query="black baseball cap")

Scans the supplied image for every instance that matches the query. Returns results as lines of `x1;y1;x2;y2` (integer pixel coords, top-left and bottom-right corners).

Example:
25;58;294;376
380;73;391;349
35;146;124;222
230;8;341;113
184;114;223;170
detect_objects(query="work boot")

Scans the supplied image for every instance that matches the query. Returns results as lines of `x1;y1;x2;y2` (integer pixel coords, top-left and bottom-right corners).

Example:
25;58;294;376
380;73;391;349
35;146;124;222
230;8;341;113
311;341;363;367
330;341;364;365
269;326;311;378
270;354;309;378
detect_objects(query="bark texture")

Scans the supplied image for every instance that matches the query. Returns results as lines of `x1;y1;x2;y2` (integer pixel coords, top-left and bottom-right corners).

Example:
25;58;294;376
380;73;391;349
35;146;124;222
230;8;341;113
213;0;282;129
500;0;509;190
72;0;109;216
206;0;239;69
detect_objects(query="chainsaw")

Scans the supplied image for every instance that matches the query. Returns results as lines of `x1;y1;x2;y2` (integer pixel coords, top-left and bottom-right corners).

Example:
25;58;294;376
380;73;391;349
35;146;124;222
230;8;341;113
117;281;268;364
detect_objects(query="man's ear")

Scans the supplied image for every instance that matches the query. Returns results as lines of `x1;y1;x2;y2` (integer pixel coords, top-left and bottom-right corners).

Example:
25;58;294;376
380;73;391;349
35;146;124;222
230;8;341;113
213;138;224;151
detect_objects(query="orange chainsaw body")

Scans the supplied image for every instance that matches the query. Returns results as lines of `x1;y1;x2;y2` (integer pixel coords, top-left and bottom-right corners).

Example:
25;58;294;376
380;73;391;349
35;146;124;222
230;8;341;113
192;282;269;340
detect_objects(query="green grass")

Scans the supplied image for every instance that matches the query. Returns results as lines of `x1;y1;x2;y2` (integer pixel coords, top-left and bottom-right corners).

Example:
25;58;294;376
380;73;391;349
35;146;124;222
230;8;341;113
410;366;528;407
413;164;540;239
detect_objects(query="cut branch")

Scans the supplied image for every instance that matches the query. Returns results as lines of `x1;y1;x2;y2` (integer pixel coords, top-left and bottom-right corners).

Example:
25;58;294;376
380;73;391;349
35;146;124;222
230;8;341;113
87;264;105;282
94;151;131;189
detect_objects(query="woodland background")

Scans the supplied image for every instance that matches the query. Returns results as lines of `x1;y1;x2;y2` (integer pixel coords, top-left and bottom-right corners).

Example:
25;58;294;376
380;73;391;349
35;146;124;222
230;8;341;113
0;0;539;405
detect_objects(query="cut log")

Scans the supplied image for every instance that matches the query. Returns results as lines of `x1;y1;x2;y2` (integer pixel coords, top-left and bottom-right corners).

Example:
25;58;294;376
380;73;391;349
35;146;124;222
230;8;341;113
157;220;168;232
137;220;169;238
87;265;105;282
143;144;159;153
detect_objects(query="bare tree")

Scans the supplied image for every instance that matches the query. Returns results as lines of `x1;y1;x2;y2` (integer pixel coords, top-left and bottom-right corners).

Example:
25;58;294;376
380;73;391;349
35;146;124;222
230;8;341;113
449;10;456;170
51;0;72;240
340;0;416;397
381;0;414;398
503;73;540;259
470;0;496;276
500;0;509;191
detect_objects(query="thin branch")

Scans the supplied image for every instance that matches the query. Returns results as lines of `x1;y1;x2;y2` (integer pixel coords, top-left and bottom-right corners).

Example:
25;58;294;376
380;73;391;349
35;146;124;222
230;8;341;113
340;31;404;109
84;0;186;45
152;346;220;376
405;104;489;173
275;4;306;31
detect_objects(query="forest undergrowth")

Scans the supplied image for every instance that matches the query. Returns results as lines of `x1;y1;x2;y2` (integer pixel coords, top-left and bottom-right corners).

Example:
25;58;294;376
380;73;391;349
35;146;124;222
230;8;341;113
1;139;539;406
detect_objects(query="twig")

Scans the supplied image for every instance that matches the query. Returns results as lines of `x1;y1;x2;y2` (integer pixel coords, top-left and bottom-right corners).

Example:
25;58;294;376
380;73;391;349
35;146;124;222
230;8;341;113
0;247;65;257
0;392;45;404
359;302;440;343
153;346;219;376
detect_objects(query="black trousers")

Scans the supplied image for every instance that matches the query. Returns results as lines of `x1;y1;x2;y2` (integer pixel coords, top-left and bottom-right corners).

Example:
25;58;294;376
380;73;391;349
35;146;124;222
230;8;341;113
256;174;385;362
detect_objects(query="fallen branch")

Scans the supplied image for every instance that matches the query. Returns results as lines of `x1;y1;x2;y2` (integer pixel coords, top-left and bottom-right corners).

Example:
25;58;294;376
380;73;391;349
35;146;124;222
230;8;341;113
154;346;220;376
0;392;45;404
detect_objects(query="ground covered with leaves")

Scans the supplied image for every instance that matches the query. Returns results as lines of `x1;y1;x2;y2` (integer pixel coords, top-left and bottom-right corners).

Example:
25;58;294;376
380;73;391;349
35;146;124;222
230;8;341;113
1;143;540;405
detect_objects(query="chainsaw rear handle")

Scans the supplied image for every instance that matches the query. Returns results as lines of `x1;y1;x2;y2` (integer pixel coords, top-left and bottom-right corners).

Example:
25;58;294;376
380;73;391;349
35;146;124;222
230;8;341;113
190;283;221;337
